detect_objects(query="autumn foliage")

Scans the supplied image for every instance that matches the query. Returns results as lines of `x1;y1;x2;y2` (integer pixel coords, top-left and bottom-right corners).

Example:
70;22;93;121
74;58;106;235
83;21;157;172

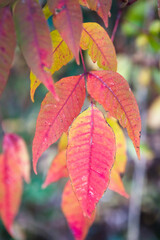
0;0;141;239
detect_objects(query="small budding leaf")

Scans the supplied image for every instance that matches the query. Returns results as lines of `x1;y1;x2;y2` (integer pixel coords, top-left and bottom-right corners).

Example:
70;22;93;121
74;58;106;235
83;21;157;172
48;0;82;64
13;0;57;98
86;0;112;28
0;7;16;96
80;23;117;71
67;105;116;217
33;74;85;173
87;71;141;159
43;150;68;188
62;181;96;240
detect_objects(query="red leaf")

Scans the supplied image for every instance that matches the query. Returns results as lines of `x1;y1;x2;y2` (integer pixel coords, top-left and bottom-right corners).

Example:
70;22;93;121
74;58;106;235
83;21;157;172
0;7;16;96
32;74;85;173
13;0;57;98
42;150;68;188
86;0;112;28
48;0;82;64
62;181;95;240
87;71;141;159
67;105;116;217
80;23;117;71
3;133;30;183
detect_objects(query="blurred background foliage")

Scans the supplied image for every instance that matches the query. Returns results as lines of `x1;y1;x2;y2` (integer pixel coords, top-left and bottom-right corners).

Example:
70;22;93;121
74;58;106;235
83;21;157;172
0;0;160;239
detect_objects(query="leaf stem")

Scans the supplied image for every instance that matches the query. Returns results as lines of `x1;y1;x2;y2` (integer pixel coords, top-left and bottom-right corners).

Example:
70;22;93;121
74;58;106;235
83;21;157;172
80;48;87;74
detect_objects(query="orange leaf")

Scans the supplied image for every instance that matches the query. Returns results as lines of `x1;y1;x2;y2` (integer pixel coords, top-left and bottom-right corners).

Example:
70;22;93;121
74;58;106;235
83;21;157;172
87;71;141;159
86;0;112;28
80;23;117;71
42;150;68;188
48;0;82;64
3;133;30;183
13;0;57;98
62;181;95;240
67;105;116;217
0;7;16;96
32;74;85;173
79;0;88;7
109;169;129;199
107;118;127;174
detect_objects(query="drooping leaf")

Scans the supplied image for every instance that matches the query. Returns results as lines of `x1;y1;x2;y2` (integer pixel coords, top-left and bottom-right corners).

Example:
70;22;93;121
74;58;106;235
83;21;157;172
48;0;82;64
62;181;96;240
0;7;16;96
3;133;30;183
0;154;22;233
87;71;141;159
58;132;68;152
33;74;85;173
13;0;57;98
30;30;73;102
109;169;129;198
107;117;127;173
43;150;68;188
80;23;117;71
87;0;112;28
0;0;15;7
67;105;116;217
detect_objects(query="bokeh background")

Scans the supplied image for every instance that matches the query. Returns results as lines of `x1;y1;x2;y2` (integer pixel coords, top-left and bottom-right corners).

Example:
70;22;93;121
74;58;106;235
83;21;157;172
0;0;160;239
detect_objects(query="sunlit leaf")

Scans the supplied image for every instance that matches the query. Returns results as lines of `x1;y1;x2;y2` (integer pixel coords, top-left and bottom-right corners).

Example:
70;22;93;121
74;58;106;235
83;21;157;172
42;3;53;19
30;30;73;102
48;0;82;64
42;150;68;188
80;23;117;71
13;0;57;98
109;170;129;198
0;7;16;96
62;181;95;240
79;0;88;7
58;132;68;152
87;0;112;28
33;74;85;173
67;105;116;217
87;71;141;159
107;118;127;173
3;133;30;183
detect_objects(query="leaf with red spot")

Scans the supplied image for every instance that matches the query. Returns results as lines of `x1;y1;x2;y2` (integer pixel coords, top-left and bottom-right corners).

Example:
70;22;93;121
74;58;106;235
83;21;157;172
67;105;116;217
32;74;85;173
0;7;16;96
62;181;96;240
3;133;30;183
86;0;112;28
13;0;57;98
80;23;117;71
87;71;141;159
48;0;82;64
42;150;68;188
